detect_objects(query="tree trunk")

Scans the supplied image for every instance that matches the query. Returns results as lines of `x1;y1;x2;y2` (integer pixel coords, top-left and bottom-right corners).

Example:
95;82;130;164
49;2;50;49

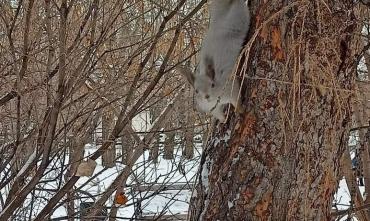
358;51;370;209
121;133;134;164
163;130;175;160
190;1;362;220
149;133;160;163
102;111;115;168
184;121;194;159
65;137;81;221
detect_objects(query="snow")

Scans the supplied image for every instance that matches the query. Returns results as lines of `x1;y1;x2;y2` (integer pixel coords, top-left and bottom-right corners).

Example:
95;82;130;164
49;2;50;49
201;155;211;191
199;199;209;221
47;141;201;220
2;142;365;221
213;129;231;147
333;178;365;221
1;112;365;220
227;200;233;208
131;111;152;135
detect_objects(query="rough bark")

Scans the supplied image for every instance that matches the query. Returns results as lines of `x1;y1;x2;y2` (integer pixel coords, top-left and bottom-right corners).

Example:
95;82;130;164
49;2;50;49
102;111;115;168
190;1;362;220
341;147;369;220
121;133;134;164
184;88;195;159
65;137;81;221
149;133;160;163
184;120;195;159
164;130;175;160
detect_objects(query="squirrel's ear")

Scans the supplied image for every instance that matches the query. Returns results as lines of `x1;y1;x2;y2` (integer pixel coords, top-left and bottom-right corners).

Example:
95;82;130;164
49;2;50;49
176;66;195;86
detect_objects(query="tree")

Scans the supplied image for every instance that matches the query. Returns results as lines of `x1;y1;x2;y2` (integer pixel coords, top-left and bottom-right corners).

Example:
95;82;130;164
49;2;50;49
1;0;368;220
0;0;207;220
190;1;366;220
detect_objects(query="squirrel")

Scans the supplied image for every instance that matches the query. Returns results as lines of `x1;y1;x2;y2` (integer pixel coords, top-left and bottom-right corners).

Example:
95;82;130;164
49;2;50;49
178;0;250;121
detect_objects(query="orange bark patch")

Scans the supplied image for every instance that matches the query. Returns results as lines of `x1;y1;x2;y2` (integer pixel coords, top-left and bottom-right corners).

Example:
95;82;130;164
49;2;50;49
322;170;336;198
255;190;272;220
241;112;257;137
256;4;268;42
271;26;284;61
260;24;268;41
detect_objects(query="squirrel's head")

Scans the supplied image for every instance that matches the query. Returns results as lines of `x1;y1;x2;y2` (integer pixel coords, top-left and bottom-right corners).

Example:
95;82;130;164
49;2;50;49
176;63;219;113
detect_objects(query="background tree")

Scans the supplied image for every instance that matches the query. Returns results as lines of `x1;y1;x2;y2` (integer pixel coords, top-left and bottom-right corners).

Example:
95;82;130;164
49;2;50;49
190;1;369;220
0;0;207;220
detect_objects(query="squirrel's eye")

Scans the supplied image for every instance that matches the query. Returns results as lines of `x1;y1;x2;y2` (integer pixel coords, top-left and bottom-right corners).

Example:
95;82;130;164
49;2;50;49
211;83;215;88
195;90;199;94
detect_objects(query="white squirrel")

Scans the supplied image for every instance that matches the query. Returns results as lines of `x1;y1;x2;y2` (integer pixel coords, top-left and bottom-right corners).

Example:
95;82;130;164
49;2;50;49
178;0;250;121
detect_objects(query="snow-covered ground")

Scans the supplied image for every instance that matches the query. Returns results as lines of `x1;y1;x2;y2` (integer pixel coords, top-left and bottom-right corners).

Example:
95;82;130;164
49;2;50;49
333;179;365;221
49;141;201;220
48;143;366;220
1;114;365;220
